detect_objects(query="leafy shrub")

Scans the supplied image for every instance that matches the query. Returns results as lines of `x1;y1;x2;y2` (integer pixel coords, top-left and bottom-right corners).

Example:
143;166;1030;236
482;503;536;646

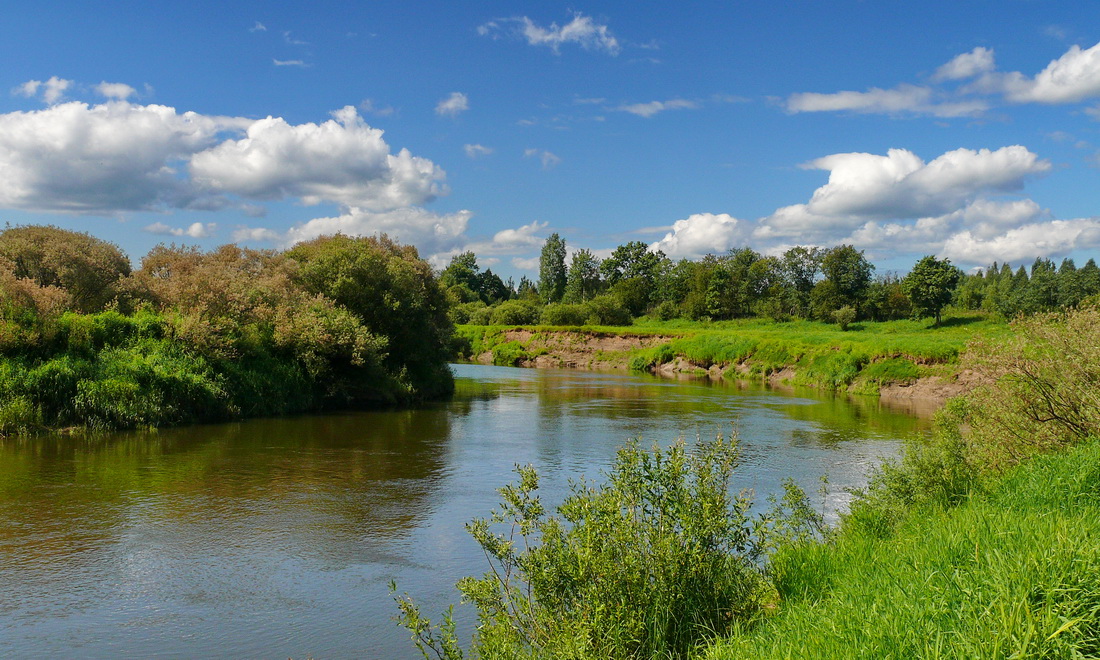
0;225;130;313
491;340;529;366
489;299;540;325
582;294;632;326
395;437;820;659
832;305;856;331
957;305;1100;470
539;302;588;326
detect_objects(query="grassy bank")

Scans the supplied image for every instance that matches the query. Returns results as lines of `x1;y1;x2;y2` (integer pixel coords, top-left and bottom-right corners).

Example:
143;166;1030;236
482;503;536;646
707;439;1100;658
399;307;1100;659
454;313;1008;394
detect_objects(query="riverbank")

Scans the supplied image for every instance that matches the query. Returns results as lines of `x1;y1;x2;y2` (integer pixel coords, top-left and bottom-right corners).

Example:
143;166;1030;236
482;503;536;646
454;314;1004;408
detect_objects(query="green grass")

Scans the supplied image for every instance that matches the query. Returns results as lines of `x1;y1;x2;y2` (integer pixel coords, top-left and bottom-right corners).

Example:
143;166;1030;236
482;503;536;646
705;439;1100;659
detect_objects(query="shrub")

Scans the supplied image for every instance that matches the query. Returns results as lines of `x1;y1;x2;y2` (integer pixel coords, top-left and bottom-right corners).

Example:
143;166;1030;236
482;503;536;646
539;302;587;326
832;305;856;331
957;305;1100;471
583;294;632;326
395;437;820;659
489;299;540;326
0;225;130;313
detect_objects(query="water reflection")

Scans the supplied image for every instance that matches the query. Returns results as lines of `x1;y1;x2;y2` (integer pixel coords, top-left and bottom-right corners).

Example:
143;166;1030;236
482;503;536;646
0;363;928;658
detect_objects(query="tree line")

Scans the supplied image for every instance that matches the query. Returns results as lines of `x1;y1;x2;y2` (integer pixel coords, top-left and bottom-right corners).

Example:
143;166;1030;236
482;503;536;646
441;233;1100;327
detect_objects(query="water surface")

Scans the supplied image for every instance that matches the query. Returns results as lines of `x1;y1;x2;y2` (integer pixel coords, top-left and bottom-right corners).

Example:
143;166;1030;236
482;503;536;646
0;364;928;658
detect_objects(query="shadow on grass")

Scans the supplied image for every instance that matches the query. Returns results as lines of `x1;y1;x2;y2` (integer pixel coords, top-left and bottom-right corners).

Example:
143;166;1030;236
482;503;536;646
934;316;984;329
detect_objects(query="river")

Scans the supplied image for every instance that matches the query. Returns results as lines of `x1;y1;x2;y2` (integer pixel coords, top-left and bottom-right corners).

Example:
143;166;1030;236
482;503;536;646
0;363;929;658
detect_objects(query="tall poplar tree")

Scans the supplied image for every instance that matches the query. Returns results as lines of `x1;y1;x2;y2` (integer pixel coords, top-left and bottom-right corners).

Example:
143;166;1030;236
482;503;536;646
539;233;567;304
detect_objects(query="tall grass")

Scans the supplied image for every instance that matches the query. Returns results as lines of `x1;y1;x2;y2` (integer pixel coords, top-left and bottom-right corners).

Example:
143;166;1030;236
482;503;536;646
707;440;1100;659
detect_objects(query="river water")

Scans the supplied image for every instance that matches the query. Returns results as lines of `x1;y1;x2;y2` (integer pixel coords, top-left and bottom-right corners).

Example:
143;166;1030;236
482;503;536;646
0;364;929;658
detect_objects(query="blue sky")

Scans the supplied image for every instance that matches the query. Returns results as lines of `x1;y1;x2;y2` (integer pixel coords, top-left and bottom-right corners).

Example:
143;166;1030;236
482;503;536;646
3;1;1100;278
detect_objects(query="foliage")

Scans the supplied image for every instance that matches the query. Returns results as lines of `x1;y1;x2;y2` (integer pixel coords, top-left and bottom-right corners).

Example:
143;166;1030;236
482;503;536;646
956;305;1100;470
903;255;962;325
820;245;874;315
538;233;568;304
563;248;602;304
0;226;456;435
832;305;856;331
581;294;632;326
490;300;541;326
709;440;1100;659
395;437;822;659
0;225;131;313
286;234;454;400
539;303;588;326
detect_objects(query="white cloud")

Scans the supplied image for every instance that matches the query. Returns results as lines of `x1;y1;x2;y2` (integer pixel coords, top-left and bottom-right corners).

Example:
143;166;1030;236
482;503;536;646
144;221;216;238
250;21;267;32
435;92;469;117
359;98;395;117
190;106;445;210
757;146;1050;241
464;143;493;158
95;81;137;100
1001;41;1100;104
942;218;1100;264
479;12;619;55
510;256;539;271
283;206;473;257
786;84;987;117
934;47;996;81
14;77;73;104
650;213;748;259
524;148;561;169
0;100;243;212
616;99;697;118
0;96;447;224
232;226;283;242
273;59;308;67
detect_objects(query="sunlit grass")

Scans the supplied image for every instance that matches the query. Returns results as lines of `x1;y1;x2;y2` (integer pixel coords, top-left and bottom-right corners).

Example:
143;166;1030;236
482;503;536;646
706;439;1100;659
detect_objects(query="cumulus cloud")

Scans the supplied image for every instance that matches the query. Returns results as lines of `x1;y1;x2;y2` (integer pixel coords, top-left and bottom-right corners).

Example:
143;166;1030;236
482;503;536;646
0;94;448;228
757;146;1050;242
479;12;619;55
524;148;561;169
0;100;244;212
95;81;137;100
464;143;493;158
934;47;996;81
650;213;748;259
616;99;697;118
435;92;469;117
793;41;1100;118
232;226;283;242
144;221;216;238
998;41;1100;104
942;218;1100;264
14;77;73;104
282;206;473;256
190;106;445;210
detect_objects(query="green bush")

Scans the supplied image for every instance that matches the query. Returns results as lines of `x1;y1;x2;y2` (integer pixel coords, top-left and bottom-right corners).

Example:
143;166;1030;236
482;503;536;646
489;299;541;325
539;302;588;326
395;437;821;659
583;294;632;326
